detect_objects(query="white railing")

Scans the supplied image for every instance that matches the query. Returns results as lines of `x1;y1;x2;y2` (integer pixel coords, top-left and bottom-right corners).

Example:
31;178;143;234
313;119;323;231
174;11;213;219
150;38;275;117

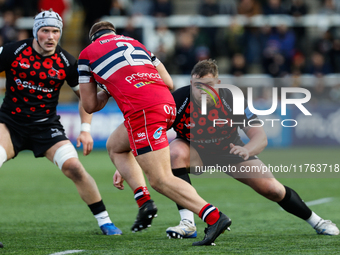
1;14;340;49
98;14;340;50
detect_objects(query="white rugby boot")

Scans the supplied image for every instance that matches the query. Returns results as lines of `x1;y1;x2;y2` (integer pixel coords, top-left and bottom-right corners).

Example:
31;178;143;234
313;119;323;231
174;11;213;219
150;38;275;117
314;219;340;235
166;219;197;239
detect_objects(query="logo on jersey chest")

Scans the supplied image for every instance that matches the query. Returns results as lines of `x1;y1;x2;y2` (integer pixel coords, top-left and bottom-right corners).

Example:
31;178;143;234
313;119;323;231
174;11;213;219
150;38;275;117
15;79;53;93
134;81;155;88
19;61;30;69
184;123;195;128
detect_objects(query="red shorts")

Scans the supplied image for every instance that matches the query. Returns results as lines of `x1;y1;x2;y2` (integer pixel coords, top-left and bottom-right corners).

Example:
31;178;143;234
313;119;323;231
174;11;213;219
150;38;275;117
124;103;176;156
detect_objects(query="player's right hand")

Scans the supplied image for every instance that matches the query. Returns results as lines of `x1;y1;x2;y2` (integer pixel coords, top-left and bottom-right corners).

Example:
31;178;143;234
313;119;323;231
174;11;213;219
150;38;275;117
229;143;249;160
77;131;93;156
113;169;125;190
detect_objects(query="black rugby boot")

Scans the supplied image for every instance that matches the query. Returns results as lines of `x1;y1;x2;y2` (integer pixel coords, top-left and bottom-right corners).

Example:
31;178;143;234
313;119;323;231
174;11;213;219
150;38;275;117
131;199;158;232
192;212;231;246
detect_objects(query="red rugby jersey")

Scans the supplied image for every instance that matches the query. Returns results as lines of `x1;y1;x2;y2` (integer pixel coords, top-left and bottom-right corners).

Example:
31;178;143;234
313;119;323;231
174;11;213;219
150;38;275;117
78;34;174;117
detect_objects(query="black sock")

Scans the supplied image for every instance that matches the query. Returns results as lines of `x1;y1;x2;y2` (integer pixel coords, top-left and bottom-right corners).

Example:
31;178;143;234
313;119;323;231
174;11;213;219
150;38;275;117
88;200;106;215
278;186;312;220
173;168;191;211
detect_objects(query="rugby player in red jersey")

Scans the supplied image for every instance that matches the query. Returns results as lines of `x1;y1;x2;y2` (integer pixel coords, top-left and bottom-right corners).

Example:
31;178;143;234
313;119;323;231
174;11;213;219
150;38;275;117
0;10;122;240
79;21;232;246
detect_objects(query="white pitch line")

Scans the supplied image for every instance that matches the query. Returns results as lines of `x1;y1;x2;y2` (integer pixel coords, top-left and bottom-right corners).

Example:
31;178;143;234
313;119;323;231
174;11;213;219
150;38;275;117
280;197;333;210
49;250;84;255
305;197;334;206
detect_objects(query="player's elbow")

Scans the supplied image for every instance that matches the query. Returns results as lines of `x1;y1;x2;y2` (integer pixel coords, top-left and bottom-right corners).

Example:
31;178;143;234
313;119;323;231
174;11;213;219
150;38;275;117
262;137;268;149
166;80;174;90
84;108;94;114
82;103;96;114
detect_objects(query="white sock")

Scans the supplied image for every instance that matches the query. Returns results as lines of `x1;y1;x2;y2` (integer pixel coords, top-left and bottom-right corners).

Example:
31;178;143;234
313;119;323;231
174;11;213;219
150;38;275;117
179;209;195;224
0;145;7;168
94;211;112;227
306;211;322;228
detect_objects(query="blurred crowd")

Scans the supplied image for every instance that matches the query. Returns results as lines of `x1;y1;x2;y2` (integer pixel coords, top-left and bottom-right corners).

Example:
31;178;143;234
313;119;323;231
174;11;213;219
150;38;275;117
1;0;340;104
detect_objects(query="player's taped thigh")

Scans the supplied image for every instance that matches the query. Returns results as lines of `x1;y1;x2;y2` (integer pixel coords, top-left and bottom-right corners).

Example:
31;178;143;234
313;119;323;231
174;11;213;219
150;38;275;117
0;145;7;168
53;143;78;170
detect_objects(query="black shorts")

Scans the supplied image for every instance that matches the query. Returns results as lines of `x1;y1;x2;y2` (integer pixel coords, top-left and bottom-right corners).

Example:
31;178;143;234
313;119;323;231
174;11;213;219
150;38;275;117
177;135;258;166
0;112;69;158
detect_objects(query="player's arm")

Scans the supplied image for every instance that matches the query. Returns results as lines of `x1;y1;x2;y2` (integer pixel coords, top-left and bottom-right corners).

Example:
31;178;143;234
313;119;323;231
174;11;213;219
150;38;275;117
151;53;173;90
156;62;173;90
67;54;96;156
78;51;110;114
230;124;268;160
242;124;268;156
73;89;94;156
0;44;11;72
79;81;110;114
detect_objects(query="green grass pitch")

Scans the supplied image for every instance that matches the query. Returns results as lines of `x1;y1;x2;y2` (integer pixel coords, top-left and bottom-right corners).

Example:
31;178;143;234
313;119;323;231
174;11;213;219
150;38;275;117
0;147;339;254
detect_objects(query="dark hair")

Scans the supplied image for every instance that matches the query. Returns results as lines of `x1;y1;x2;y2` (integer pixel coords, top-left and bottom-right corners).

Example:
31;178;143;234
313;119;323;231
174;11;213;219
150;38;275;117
89;21;116;42
191;59;218;78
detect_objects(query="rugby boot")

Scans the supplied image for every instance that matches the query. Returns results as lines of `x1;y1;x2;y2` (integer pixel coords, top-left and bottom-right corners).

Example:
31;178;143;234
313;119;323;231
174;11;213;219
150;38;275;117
166;219;197;239
192;212;231;246
314;219;339;235
131;199;158;232
100;223;123;235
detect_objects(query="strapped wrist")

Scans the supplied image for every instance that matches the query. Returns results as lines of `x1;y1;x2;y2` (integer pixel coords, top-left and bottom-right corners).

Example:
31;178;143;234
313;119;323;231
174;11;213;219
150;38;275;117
151;53;161;67
81;123;91;133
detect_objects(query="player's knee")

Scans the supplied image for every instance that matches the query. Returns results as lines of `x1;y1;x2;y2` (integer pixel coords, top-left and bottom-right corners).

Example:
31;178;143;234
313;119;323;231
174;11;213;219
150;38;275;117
106;143;117;164
61;158;87;182
106;140;124;158
149;181;163;193
148;175;166;193
170;146;189;166
53;143;78;170
106;139;114;154
0;145;7;168
257;183;284;202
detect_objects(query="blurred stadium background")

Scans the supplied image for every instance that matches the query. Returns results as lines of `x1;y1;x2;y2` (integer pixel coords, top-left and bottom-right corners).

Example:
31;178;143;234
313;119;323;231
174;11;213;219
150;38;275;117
1;0;340;148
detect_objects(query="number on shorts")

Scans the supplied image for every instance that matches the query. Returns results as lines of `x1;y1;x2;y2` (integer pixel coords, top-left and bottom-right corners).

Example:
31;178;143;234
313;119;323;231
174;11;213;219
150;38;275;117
164;105;175;115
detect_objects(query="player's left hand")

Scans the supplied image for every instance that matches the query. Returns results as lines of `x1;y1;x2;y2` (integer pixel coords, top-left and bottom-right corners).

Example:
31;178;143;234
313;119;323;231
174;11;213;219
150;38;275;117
113;170;125;190
229;143;249;160
77;131;94;156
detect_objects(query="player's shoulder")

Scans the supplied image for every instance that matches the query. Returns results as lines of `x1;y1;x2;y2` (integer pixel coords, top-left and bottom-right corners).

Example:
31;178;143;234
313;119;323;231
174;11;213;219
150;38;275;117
56;45;77;67
0;38;32;56
98;34;137;45
172;85;190;99
114;35;147;48
113;34;136;42
172;85;190;113
219;87;234;102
